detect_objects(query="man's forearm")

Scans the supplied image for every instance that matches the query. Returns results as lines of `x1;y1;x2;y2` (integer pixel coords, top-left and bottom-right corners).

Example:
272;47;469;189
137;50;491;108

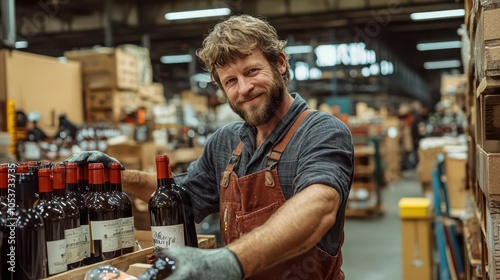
227;184;341;277
121;169;157;202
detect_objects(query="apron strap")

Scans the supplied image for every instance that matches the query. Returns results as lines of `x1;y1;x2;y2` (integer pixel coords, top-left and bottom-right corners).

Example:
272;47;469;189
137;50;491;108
267;109;313;166
222;142;244;188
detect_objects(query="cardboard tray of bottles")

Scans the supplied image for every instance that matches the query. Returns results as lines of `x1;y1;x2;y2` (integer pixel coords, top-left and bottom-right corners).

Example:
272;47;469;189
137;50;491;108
43;234;217;280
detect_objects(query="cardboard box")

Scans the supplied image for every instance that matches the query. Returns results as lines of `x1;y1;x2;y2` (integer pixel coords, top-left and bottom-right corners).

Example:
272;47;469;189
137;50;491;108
485;205;500;279
476;145;500;198
483;7;500;42
399;198;433;280
85;89;119;109
85;109;121;124
44;246;154;280
65;48;139;90
106;142;157;172
84;88;139;122
441;74;467;96
444;153;467;210
476;88;500;153
417;147;442;184
475;6;500;79
0;50;83;135
120;91;141;114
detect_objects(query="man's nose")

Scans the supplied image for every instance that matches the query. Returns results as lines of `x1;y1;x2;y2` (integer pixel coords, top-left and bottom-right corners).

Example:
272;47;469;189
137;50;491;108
237;77;254;95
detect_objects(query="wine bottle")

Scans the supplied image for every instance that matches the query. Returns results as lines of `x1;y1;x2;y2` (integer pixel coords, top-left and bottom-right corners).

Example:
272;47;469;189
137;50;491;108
104;165;123;256
34;167;67;276
65;162;91;265
167;162;198;247
135;107;149;143
87;163;121;263
53;165;83;270
15;164;47;279
25;161;40;199
110;162;135;254
78;164;90;196
0;164;8;206
149;155;185;254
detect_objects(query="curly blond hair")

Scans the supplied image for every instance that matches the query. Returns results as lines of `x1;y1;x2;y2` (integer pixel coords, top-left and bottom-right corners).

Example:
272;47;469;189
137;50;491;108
196;15;290;88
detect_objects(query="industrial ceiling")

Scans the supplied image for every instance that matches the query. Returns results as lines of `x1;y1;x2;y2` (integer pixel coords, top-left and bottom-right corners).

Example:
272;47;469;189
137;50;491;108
1;0;466;108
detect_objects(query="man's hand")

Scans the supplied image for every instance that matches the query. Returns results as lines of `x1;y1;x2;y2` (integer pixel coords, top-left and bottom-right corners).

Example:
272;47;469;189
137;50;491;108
142;247;243;280
65;151;124;169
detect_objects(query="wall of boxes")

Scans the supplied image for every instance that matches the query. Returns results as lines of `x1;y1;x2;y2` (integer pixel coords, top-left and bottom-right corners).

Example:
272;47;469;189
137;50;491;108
64;47;166;124
463;0;500;278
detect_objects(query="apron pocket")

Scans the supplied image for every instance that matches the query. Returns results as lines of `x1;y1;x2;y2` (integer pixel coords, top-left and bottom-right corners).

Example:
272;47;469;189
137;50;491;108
221;202;242;245
236;201;281;235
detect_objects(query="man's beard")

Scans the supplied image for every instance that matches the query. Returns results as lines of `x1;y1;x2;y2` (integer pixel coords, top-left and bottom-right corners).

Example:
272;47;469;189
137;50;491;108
227;69;286;126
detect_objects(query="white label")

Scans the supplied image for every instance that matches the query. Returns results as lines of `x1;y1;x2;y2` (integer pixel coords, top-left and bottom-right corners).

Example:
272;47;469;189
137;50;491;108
81;224;91;258
121;217;135;249
47;239;67;275
151;224;185;253
91;219;121;252
65;226;84;263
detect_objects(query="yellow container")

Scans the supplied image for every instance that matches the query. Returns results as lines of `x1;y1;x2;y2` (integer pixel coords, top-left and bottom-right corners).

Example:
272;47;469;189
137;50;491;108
399;197;433;280
399;197;431;219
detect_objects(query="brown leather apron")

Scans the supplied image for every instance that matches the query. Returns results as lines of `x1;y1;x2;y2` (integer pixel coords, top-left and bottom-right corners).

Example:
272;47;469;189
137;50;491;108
219;110;344;280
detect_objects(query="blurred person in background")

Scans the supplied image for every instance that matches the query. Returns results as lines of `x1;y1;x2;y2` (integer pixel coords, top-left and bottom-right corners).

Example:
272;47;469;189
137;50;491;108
68;15;353;280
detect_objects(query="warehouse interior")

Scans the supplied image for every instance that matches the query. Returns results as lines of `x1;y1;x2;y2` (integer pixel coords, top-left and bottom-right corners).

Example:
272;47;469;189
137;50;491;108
0;0;494;279
7;0;465;105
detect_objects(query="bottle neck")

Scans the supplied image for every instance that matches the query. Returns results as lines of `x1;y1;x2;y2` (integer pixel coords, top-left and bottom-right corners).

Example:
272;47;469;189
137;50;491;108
39;191;52;201
110;183;121;192
157;178;169;190
89;182;105;193
66;182;79;193
78;179;89;193
53;189;66;198
16;173;37;207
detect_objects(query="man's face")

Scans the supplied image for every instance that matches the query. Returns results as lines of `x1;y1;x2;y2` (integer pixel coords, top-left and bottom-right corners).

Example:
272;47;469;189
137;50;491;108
216;50;287;126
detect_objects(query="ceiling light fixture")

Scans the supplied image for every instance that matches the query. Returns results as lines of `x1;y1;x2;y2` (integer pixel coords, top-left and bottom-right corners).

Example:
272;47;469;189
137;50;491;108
285;45;313;54
417;41;462;51
410;9;465;21
165;8;231;21
160;54;193;64
423;60;461;69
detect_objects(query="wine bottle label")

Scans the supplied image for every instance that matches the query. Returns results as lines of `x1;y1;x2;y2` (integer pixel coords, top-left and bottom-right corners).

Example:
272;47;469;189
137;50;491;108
65;226;84;263
81;224;91;258
151;224;185;253
46;239;68;275
121;217;135;249
91;219;121;252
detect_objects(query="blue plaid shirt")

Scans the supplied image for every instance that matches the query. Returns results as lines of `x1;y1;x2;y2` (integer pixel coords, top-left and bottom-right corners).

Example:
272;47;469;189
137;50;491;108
176;93;353;255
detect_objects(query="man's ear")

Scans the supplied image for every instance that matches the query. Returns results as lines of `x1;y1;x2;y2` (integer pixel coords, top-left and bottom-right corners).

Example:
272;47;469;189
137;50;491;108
278;53;287;75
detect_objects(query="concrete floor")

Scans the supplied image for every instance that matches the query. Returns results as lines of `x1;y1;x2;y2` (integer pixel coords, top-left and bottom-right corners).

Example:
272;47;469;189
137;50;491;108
342;171;423;279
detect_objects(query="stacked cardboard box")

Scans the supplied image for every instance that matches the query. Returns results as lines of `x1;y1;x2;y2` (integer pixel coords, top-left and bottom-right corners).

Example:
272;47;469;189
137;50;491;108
65;47;167;124
65;48;139;123
138;83;166;117
465;0;500;277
